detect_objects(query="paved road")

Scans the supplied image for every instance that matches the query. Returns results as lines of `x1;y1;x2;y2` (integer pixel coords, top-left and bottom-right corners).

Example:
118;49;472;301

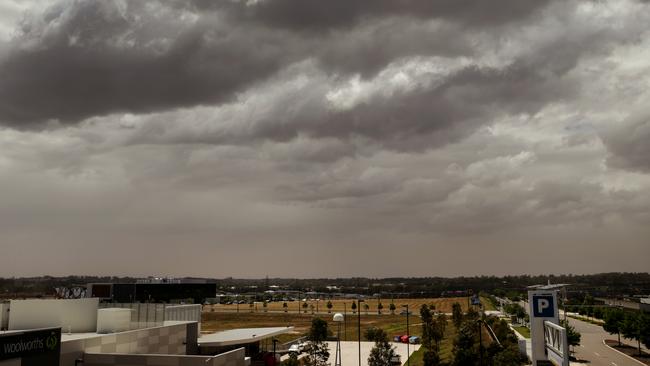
568;317;643;366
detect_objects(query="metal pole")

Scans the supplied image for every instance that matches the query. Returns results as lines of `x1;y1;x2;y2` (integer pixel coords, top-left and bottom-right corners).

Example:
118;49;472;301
344;302;347;342
478;320;483;366
402;304;409;366
358;299;363;366
335;321;342;366
273;339;278;365
406;305;410;366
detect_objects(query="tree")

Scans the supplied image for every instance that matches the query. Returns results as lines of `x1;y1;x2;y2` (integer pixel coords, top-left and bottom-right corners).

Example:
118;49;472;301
364;303;370;315
465;307;479;322
305;318;330;366
452;303;463;329
453;322;478;366
283;302;288;313
621;312;650;355
561;320;581;351
283;353;300;366
641;314;650;348
364;327;384;342
389;303;396;315
431;316;446;351
420;304;435;350
377;302;384;314
351;301;357;314
492;345;524;366
263;301;268;312
309;318;329;342
303;301;308;313
327;301;333;313
423;349;441;366
603;308;625;346
367;328;396;366
249;300;254;313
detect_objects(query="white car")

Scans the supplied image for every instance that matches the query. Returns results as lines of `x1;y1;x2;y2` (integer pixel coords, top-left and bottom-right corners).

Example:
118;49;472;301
288;344;303;354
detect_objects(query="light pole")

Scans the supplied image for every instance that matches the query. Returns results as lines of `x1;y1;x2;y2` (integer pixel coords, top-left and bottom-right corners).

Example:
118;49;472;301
272;338;278;364
476;320;483;366
333;313;344;366
402;304;410;366
358;299;364;366
344;302;347;341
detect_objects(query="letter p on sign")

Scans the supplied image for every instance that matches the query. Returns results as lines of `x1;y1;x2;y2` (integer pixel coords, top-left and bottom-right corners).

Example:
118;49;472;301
532;295;555;317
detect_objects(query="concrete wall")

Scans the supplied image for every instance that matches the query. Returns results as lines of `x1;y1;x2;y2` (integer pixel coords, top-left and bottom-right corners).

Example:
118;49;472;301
97;308;132;333
60;322;192;366
0;302;9;330
97;303;165;329
84;347;246;366
8;298;99;333
165;304;202;335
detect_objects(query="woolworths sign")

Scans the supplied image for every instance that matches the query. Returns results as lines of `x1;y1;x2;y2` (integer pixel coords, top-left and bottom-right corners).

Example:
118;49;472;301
0;328;60;366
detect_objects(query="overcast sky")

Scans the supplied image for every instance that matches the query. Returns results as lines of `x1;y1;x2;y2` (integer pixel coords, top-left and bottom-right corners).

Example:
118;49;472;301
0;0;649;278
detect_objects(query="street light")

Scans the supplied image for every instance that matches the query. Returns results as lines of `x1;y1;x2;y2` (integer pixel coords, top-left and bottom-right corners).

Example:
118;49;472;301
343;302;347;341
272;338;278;364
333;313;344;366
356;299;363;363
476;320;484;366
402;304;410;366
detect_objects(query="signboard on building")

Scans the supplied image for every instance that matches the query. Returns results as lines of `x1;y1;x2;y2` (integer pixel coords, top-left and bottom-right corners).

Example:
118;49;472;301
0;328;61;366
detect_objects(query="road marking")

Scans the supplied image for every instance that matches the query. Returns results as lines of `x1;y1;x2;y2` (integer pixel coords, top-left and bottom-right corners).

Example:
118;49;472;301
602;340;647;366
594;352;601;357
611;362;617;366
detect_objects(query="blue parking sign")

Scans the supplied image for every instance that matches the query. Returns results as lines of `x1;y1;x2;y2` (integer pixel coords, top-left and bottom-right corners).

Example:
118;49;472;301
532;295;554;317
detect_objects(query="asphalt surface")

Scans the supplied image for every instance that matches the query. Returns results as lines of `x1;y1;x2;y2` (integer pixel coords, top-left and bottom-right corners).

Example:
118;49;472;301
568;317;644;366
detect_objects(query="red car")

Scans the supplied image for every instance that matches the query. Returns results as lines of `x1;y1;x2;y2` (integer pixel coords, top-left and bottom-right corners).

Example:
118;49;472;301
400;335;410;343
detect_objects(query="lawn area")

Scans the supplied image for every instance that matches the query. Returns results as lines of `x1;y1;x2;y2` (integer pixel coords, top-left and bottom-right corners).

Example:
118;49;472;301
202;312;423;344
480;296;497;311
406;319;459;365
207;297;470;315
512;326;530;338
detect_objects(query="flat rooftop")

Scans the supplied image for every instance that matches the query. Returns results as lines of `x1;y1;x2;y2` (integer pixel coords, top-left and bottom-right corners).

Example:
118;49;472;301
198;327;293;347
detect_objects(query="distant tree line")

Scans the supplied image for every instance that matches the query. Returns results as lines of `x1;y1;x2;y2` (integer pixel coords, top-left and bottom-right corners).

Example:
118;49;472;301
2;272;649;299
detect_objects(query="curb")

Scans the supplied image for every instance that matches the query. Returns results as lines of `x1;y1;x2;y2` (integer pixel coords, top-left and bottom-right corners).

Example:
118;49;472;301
601;339;647;366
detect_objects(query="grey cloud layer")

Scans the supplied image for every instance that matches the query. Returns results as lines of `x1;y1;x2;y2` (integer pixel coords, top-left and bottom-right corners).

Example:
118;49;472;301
0;0;568;127
1;0;650;276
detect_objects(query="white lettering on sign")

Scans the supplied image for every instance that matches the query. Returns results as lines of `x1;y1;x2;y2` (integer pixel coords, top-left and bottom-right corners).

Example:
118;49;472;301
538;298;550;312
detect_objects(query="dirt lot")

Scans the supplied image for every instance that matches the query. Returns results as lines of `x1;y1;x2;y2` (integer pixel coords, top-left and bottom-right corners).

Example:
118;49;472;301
201;297;469;344
206;297;470;314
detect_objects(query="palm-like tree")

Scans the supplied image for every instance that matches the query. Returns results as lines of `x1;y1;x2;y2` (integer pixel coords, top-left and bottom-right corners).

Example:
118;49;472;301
327;301;333;313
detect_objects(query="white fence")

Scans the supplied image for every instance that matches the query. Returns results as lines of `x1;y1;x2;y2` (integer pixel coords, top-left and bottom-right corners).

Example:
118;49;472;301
543;321;568;366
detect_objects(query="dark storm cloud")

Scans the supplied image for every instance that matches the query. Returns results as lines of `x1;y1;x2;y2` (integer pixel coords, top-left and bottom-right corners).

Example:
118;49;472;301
0;0;559;127
194;0;555;30
0;1;301;125
191;62;576;152
603;110;650;173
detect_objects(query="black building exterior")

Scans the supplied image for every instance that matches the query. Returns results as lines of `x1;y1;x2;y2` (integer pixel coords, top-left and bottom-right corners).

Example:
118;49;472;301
89;283;216;304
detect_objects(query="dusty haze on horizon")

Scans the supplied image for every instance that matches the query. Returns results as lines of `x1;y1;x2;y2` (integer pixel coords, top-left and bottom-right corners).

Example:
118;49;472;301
0;0;649;278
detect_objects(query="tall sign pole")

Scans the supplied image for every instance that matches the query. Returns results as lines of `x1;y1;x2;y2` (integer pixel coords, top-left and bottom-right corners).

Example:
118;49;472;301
528;290;559;365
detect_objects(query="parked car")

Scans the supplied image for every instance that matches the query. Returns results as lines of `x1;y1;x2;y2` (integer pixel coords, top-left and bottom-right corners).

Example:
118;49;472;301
409;336;420;344
400;335;410;343
390;354;402;365
399;310;412;315
288;344;304;354
393;335;402;342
